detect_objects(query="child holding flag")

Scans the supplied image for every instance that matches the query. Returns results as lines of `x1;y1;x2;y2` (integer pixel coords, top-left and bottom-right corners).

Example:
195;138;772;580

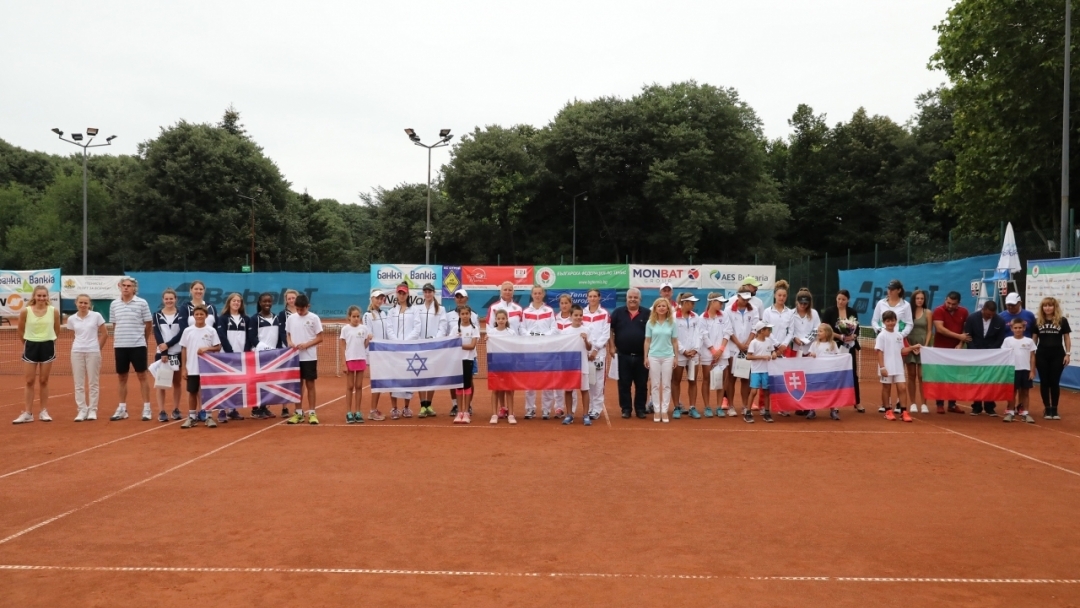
340;305;371;424
286;294;323;425
560;304;593;426
179;305;221;428
744;321;778;423
488;309;518;424
454;305;479;424
1001;318;1037;423
807;323;843;420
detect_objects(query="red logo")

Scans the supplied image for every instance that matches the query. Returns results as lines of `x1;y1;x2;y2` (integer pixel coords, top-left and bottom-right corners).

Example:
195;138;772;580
687;268;699;280
784;371;806;401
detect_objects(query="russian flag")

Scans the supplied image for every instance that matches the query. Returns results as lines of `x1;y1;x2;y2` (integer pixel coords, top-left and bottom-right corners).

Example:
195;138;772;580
767;355;855;412
487;333;585;391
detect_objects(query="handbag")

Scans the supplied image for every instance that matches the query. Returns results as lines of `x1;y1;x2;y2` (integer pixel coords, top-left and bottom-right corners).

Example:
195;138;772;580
732;355;751;379
710;364;724;390
151;360;174;389
608;354;619;380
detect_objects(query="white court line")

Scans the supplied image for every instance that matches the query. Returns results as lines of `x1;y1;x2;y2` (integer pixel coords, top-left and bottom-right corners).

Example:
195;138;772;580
0;565;1075;584
915;419;1080;478
0;395;344;546
0;392;74;409
619;427;946;435
1029;423;1080;441
278;425;943;435
0;420;180;480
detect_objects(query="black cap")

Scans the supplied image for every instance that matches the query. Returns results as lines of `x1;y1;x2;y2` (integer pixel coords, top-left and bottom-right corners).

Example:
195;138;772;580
422;283;435;292
887;279;903;290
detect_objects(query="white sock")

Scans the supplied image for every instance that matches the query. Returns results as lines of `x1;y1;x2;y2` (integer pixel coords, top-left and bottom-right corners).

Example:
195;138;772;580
119;402;126;409
189;410;197;419
143;402;151;408
452;399;458;406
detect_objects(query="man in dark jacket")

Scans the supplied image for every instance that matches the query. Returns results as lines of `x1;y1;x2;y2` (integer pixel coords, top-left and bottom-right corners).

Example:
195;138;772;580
963;300;1008;415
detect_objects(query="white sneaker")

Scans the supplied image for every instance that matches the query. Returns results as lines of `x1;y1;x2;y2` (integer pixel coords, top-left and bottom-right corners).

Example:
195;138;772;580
141;404;152;421
490;414;499;425
38;409;52;422
12;412;33;424
74;409;88;422
909;404;918;413
110;406;128;421
508;414;517;425
86;409;98;421
920;404;929;414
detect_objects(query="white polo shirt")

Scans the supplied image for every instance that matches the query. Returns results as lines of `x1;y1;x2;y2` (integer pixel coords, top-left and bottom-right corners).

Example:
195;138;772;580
109;296;152;348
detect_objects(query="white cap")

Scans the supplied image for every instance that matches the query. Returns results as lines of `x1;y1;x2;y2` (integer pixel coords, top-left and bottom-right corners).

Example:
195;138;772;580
680;295;699;302
370;289;385;298
1005;293;1021;305
738;292;752;300
752;320;773;332
659;282;673;290
708;295;727;303
454;288;469;297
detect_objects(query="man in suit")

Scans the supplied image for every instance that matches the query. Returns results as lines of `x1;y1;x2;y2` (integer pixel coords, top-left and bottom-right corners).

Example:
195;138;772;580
963;300;1008;416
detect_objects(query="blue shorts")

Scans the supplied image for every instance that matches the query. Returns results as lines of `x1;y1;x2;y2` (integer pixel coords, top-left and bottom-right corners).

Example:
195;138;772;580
750;372;770;390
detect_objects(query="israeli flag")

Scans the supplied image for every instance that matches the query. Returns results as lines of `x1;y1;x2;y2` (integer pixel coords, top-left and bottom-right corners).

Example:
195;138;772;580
369;337;464;393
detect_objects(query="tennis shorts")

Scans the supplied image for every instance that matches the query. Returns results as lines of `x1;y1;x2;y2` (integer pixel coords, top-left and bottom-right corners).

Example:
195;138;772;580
115;346;149;374
299;360;318;381
22;340;56;364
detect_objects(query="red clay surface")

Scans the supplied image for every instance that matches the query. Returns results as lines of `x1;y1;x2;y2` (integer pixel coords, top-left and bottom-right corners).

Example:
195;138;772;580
2;372;1080;607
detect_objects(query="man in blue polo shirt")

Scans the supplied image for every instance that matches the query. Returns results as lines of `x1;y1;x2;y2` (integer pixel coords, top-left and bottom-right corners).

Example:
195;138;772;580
1000;293;1037;338
609;287;650;419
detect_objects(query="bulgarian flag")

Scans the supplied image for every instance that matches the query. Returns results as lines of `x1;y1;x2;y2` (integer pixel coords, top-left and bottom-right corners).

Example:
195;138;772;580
921;347;1014;402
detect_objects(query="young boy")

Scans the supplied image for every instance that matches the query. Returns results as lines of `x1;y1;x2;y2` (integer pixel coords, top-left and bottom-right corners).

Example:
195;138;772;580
1001;318;1037;423
559;304;592;426
285;294;324;425
179;305;221;428
876;311;919;422
745;320;777;423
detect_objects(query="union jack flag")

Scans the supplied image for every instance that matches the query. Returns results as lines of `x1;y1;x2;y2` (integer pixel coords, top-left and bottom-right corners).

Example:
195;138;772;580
197;348;301;410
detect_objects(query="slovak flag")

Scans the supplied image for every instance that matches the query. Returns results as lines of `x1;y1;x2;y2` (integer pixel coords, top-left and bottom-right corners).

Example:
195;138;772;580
767;355;855;412
198;348;301;411
369;337;464;393
486;333;584;391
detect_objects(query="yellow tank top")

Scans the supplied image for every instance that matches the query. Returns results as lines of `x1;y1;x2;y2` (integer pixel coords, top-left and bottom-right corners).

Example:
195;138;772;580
24;305;57;342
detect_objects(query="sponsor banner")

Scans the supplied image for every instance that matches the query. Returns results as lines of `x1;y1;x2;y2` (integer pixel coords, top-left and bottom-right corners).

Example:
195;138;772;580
699;265;776;290
543;289;617;311
837;254;996;328
0;269;61;317
370;264;443;307
130;272;369;319
1026;257;1080;389
629;265;700;289
442;265;463;298
61;275;125;300
461;266;534;290
534;265;629;290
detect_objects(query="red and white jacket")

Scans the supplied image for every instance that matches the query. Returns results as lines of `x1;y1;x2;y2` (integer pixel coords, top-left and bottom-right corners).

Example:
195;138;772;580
582;305;611;359
522;303;555;336
554;311;575;332
487;299;523;335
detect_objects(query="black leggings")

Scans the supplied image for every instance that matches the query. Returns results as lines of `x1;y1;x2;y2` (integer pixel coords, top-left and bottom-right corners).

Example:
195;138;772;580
1036;350;1065;408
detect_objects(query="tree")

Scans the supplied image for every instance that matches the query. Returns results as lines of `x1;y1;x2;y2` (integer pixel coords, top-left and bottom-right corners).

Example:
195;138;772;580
930;0;1078;244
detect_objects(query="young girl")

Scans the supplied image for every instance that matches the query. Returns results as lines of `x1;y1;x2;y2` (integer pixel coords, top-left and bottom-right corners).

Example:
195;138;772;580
184;280;218;326
69;293;108;422
408;283;443;418
726;292;760;412
152;288;187;422
179;305;221;428
560;304;594;425
340;305;372;424
582;289;610;422
215;292;251;422
762;280;793;356
790;288;821;357
1034;296;1072;420
553;293;577;418
522;285;556;419
14;286;60;424
807;323;843;420
275;288;299;418
745;321;777;423
905;289;932;414
454;305;479;424
672;293;700;419
362;290;391;421
488;309;518;424
250;292;285;419
644;298;678;423
388;282;415;419
698;293;731;417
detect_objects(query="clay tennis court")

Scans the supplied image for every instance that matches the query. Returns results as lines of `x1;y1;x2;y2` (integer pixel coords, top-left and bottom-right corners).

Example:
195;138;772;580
2;335;1080;606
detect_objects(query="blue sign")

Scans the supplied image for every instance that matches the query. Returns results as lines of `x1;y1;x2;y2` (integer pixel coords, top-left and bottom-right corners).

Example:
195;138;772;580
838;254;998;327
543;289;618;311
130;272;370;318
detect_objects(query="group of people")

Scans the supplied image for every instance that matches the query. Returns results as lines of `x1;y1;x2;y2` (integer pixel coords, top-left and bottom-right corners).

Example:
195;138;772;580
12;275;1073;428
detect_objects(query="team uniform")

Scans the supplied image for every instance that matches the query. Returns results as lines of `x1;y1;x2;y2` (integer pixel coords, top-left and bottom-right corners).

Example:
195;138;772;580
727;305;761;369
408;301;444;340
387;304;415;404
553;311;578;414
487;300;524;335
727;295;764;314
286;311;324;381
874;329;907;383
747;337;774;390
440;308;479;338
674;309;700;369
182;301;217;329
252;312;286;350
152;309;187;371
522;303;557;417
761;306;793;353
340;324;371;372
697;310;731;371
364;308;394;341
582;305;611;418
789;309;821;356
217;313;253;353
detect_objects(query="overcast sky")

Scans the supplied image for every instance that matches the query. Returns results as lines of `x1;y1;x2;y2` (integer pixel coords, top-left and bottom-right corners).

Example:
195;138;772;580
2;0;952;205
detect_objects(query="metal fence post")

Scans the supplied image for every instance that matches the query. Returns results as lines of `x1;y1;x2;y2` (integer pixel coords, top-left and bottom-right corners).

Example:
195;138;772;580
874;244;878;268
907;236;911;266
824;252;828;299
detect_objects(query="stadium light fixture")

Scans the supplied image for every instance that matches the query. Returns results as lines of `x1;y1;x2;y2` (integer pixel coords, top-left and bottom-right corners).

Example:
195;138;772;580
405;126;454;264
49;125;117;275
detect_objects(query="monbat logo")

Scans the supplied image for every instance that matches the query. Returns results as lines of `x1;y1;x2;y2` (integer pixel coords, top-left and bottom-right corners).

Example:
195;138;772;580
631;268;685;279
687;269;699;280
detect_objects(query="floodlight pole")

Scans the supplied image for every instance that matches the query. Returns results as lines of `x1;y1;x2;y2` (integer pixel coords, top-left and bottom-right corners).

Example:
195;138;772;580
572;191;587;265
406;131;452;264
236;189;262;272
52;130;115;275
1062;0;1073;259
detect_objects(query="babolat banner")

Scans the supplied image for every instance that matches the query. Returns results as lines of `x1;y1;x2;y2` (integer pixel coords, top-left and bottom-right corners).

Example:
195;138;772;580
535;265;630;289
370;264;443;306
0;268;62;317
837;254;997;327
131;272;370;319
